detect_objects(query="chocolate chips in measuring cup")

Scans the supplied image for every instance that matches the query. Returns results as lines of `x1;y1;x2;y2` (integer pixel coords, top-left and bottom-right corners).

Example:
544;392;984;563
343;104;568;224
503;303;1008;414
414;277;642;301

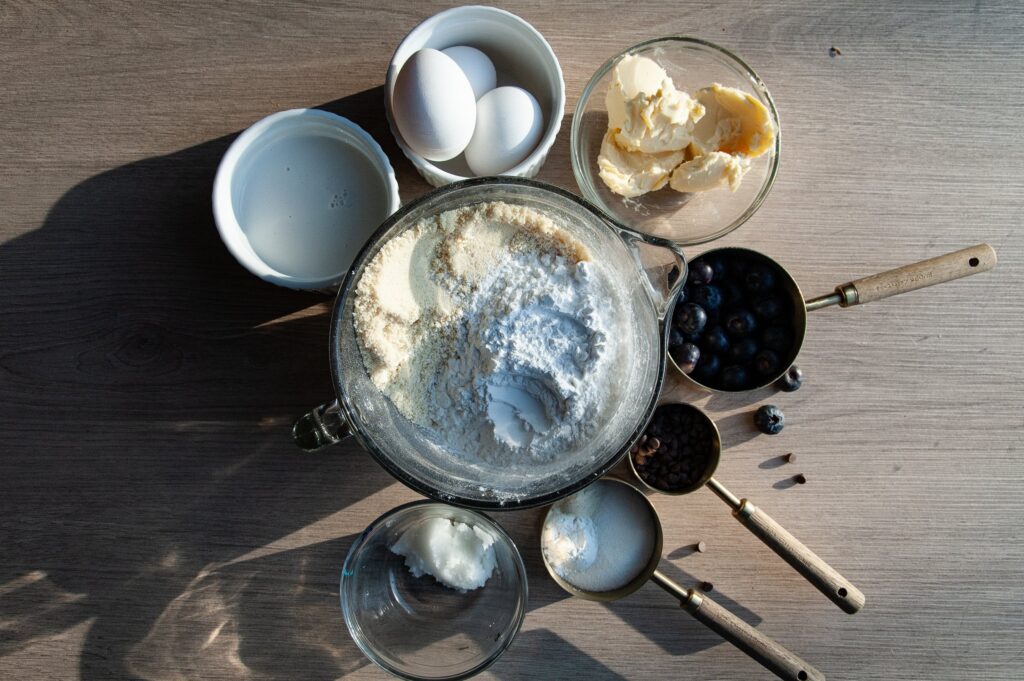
632;404;716;492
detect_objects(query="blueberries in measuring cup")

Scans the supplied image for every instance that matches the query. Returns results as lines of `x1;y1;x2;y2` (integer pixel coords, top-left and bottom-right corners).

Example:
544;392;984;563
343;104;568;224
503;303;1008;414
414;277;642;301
669;327;686;349
674;303;708;336
668;251;798;391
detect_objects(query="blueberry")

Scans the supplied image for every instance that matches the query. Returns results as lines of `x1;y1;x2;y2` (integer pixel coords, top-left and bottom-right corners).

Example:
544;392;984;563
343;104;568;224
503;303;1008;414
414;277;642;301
674;303;707;335
721;365;749;390
754;349;781;376
694;353;721;380
761;326;792;353
689;285;723;314
753;296;784;320
708;256;728;282
753;405;785;434
725;309;757;337
688;259;714;285
744;265;777;293
776;364;804;392
673;343;701;374
729;338;758;363
667;265;682;287
721;281;746;306
669;327;686;349
702;325;730;354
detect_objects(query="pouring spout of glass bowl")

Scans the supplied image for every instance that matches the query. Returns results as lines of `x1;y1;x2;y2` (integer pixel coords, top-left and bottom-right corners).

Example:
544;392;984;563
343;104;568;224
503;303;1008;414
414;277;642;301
615;224;688;322
293;399;353;451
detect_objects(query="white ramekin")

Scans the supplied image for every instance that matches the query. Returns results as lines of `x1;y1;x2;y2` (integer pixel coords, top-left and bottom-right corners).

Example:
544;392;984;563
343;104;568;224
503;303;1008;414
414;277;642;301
385;6;565;187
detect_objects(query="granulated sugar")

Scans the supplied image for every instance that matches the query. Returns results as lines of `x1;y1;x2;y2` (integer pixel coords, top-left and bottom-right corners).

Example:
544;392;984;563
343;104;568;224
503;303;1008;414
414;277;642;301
542;481;656;592
353;201;620;464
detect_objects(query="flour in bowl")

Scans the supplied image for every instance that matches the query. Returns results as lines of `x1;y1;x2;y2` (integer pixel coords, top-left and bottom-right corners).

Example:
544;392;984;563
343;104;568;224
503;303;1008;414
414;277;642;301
353;201;620;463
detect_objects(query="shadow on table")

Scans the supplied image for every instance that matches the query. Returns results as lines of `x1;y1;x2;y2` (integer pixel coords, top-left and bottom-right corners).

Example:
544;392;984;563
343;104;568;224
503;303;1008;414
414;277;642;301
0;86;431;679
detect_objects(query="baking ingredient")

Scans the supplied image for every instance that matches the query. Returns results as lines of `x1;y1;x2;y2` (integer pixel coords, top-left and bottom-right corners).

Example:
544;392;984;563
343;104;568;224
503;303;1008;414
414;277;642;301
673;253;795;389
597;55;775;198
674;302;707;336
605;54;704;154
695;540;707;553
785;452;797;463
392;48;477;161
669;151;748;193
597;131;686;198
794;473;808;484
542;481;656;592
754;404;785;435
390;517;497;591
442;46;497;100
673;342;700;374
353;201;621;464
690;83;775;158
700;581;714;592
688;260;713;285
633;403;716;492
465;86;544;175
776;364;804;392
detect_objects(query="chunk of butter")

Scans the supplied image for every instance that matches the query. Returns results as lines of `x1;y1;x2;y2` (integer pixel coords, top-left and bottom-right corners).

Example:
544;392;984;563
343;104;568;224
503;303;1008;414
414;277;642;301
690;83;775;157
598;130;687;198
670;151;749;193
605;55;703;154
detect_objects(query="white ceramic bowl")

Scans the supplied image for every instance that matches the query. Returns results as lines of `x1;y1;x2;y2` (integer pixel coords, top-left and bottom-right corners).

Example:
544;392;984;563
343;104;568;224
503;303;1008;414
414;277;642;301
213;109;400;290
385;6;565;187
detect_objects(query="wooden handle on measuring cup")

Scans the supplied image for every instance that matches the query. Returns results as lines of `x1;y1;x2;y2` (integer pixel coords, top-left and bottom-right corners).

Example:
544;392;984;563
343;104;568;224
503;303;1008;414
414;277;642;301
651;570;825;681
734;500;865;614
834;243;996;306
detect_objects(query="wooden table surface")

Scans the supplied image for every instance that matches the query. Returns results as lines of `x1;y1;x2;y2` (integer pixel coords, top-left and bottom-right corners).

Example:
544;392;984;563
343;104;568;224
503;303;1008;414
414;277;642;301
2;1;1022;679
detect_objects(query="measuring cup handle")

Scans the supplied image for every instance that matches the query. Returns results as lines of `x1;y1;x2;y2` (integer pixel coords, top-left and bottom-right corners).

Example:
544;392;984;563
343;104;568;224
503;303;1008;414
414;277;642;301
734;500;865;614
651;570;824;681
292;399;353;450
616;226;687;321
828;243;996;307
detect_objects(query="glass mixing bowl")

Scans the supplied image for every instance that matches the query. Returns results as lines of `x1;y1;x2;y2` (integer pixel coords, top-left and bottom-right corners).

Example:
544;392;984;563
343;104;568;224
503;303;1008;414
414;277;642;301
341;501;527;680
571;37;781;246
294;177;686;509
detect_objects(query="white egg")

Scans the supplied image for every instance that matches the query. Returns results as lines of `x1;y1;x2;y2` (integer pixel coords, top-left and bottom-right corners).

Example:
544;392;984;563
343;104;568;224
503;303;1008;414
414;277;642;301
441;46;497;100
465;86;544;176
392;48;476;162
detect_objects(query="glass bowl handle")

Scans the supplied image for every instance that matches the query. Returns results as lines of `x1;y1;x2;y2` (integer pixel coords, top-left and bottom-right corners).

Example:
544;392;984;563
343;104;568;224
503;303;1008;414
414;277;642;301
293;399;353;450
616;226;687;321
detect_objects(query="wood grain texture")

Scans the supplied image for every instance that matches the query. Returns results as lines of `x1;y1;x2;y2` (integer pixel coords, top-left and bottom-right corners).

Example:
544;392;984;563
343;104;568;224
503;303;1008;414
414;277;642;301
1;1;1022;680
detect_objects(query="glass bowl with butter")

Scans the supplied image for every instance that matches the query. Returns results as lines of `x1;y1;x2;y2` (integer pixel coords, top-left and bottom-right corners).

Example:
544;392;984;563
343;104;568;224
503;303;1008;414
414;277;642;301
341;501;527;680
571;37;780;245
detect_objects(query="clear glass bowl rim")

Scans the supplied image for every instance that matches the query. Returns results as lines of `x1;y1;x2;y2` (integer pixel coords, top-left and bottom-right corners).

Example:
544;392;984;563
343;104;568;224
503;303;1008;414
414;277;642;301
570;35;782;246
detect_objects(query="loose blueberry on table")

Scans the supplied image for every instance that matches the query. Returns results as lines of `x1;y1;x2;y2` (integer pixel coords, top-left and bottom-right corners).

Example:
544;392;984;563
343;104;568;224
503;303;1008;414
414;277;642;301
753;404;785;434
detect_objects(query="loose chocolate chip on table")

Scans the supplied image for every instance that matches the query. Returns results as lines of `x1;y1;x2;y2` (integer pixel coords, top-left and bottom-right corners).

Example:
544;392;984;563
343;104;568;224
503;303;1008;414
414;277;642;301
794;473;807;485
696;540;707;553
700;581;714;592
785;452;797;464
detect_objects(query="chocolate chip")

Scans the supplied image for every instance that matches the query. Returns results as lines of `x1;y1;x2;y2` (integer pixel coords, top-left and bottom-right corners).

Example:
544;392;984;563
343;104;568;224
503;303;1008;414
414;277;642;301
695;541;707;553
700;581;714;592
785;452;797;464
794;473;807;485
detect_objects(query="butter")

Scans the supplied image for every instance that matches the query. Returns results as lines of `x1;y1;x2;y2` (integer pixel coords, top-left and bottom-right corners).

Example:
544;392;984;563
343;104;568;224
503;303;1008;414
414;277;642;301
598;130;686;198
690;83;774;157
596;54;775;199
606;55;703;154
670;151;749;193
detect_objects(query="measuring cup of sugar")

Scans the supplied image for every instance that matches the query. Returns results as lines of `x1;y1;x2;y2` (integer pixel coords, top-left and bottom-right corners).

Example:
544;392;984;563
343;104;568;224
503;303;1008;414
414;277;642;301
213;109;400;290
541;479;823;681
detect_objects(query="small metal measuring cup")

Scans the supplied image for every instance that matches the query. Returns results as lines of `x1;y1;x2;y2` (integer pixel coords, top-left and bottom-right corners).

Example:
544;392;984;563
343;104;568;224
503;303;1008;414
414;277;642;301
541;478;824;681
629;402;865;614
671;243;997;390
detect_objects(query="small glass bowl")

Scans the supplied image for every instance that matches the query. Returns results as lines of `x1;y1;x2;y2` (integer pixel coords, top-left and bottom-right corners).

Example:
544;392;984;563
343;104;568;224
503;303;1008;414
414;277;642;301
341;501;528;680
571;37;780;246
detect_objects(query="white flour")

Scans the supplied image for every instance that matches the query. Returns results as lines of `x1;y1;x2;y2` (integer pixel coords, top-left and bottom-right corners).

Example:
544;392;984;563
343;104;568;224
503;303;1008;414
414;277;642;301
353;201;618;464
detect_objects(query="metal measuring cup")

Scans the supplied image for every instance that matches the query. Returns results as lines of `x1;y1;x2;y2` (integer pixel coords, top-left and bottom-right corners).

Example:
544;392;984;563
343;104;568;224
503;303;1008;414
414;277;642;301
629;402;865;614
541;479;824;681
671;243;997;389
